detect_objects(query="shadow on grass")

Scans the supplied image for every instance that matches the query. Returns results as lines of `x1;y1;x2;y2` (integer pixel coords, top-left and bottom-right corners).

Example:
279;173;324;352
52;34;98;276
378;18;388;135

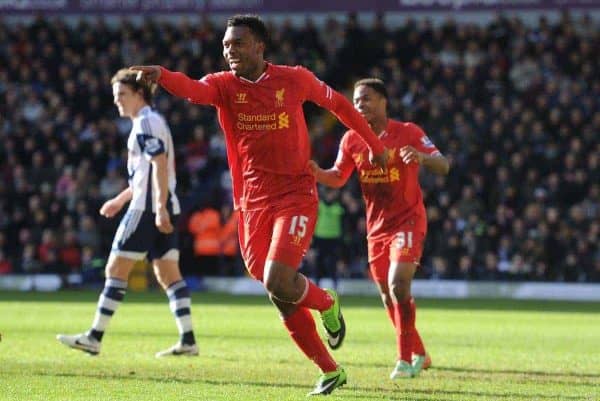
26;371;591;401
359;386;589;401
4;328;285;343
37;371;308;390
1;290;599;313
433;365;600;380
343;362;600;387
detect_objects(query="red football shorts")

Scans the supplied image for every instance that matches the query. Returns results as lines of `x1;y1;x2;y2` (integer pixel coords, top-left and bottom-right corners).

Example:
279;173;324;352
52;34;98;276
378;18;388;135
368;214;427;283
238;198;317;282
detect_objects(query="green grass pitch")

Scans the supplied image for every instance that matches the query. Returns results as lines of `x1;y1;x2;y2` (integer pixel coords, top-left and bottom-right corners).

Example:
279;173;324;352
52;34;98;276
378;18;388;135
0;291;598;400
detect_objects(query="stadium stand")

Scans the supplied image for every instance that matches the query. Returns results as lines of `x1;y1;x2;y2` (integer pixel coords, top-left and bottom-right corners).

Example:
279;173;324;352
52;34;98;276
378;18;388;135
0;12;598;283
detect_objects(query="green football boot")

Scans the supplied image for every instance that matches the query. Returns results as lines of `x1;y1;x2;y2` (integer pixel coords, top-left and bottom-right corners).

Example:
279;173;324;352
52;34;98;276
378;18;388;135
319;289;346;350
307;366;347;396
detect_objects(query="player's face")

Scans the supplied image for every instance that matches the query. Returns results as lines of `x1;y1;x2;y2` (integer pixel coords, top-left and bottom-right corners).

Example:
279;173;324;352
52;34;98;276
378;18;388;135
113;82;139;118
353;85;387;125
222;26;265;78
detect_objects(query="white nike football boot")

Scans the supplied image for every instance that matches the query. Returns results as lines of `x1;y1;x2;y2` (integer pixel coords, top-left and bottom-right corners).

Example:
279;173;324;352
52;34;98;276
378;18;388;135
56;333;101;355
155;342;199;358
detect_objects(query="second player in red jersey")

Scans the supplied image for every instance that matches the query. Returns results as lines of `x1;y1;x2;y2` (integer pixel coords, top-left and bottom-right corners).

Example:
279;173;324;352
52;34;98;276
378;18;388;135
310;78;449;380
132;15;388;396
335;118;439;243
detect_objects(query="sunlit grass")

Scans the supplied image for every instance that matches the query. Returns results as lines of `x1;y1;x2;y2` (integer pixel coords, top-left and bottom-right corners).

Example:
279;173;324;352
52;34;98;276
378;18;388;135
1;291;598;400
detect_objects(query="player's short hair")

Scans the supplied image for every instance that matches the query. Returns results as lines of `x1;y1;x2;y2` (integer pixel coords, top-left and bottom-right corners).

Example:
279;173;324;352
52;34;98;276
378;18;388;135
354;78;388;100
227;14;270;46
110;68;155;104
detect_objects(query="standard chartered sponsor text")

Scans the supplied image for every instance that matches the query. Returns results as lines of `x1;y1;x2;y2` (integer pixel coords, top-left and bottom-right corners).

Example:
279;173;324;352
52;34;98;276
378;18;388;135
237;113;287;130
238;113;276;122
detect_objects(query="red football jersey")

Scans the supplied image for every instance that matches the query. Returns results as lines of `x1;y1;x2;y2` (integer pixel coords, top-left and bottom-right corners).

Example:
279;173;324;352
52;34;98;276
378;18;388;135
158;63;384;211
335;119;441;240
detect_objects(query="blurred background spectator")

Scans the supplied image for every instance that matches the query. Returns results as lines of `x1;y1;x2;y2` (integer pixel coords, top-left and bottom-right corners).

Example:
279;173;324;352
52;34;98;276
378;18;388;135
308;187;346;288
187;204;222;276
0;12;598;282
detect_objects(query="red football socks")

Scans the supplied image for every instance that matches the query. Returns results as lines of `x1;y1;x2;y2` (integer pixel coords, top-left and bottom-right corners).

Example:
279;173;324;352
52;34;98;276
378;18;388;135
410;297;426;355
393;297;427;361
283;307;337;373
296;276;334;312
393;297;415;363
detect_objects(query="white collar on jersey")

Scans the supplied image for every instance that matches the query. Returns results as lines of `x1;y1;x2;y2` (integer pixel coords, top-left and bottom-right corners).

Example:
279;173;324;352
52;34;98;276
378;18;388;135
236;62;270;84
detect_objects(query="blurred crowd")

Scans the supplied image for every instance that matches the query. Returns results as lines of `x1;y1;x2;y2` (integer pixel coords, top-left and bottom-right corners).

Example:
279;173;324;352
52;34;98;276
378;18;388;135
0;12;598;283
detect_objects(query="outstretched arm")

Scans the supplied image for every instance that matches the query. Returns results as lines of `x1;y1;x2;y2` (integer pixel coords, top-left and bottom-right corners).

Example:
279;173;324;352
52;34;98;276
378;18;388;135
307;161;349;188
298;67;388;168
130;65;220;106
326;92;389;168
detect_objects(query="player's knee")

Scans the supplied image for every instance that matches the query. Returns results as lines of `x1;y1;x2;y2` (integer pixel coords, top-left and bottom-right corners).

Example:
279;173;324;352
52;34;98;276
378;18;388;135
263;262;292;296
105;261;122;279
376;281;393;307
156;269;180;290
154;269;168;289
380;292;393;308
389;281;411;303
263;272;282;295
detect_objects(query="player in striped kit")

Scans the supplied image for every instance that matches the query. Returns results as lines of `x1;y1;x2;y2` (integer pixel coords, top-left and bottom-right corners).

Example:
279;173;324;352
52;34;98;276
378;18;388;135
57;69;198;358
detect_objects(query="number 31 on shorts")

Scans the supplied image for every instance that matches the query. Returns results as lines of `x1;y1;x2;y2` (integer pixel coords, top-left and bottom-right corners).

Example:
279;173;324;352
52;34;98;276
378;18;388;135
395;231;413;249
289;215;309;238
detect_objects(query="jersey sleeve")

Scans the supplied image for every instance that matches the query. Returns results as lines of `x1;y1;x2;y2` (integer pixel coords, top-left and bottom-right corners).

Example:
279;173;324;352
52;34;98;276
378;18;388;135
334;133;356;181
138;116;168;161
410;123;441;156
159;67;222;106
294;67;385;155
295;66;335;107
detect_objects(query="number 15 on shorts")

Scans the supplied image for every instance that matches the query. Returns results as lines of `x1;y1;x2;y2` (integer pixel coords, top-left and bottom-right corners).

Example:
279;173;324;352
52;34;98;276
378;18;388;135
289;215;309;238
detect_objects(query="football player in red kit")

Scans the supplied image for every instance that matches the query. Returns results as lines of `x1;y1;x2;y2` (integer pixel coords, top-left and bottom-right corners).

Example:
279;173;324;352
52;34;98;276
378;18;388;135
310;78;449;379
132;15;388;395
